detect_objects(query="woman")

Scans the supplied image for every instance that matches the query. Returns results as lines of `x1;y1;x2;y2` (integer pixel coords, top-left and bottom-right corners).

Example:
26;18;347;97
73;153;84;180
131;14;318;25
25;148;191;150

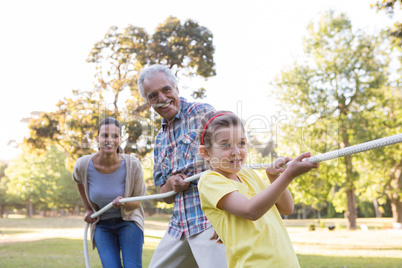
73;117;146;268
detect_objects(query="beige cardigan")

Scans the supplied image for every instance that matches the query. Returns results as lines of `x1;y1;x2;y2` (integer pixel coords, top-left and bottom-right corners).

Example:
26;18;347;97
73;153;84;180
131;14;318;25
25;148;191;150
73;153;146;248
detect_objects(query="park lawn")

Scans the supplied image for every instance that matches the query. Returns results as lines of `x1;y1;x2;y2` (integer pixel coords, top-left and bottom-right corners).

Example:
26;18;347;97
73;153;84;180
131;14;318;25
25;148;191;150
0;237;159;268
1;238;401;268
0;216;401;267
297;254;402;268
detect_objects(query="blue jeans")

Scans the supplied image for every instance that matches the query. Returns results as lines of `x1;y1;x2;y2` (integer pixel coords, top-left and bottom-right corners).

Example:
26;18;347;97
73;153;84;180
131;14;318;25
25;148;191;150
94;217;143;268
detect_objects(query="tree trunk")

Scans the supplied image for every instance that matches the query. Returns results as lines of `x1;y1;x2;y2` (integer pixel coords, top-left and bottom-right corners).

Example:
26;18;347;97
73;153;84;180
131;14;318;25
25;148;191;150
390;198;402;223
26;201;33;218
0;204;4;218
388;158;402;223
341;125;357;230
345;188;357;229
373;198;382;218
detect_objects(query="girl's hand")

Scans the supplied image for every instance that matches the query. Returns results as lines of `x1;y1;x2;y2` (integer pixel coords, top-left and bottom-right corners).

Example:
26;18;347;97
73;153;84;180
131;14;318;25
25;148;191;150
84;209;96;224
266;156;292;182
284;152;319;178
112;196;125;209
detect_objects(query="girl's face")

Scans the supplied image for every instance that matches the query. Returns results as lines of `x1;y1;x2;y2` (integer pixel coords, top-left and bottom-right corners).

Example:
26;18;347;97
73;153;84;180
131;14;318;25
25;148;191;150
206;126;248;180
97;124;121;154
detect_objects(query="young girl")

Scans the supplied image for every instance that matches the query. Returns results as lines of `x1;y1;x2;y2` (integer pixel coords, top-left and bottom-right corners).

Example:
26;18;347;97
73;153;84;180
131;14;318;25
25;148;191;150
197;111;319;268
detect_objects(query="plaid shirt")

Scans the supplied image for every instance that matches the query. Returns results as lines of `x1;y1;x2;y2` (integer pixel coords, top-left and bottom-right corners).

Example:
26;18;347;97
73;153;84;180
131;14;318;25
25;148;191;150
153;97;215;239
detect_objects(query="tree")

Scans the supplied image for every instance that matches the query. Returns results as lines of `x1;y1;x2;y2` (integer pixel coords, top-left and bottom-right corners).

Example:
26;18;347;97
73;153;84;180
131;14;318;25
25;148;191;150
5;146;78;216
26;16;216;162
23;17;216;215
372;0;402;48
87;15;215;112
359;86;402;224
25;89;108;167
273;11;392;229
0;161;9;217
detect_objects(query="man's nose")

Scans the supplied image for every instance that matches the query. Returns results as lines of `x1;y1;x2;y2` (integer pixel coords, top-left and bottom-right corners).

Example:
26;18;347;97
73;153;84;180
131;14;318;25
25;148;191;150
158;92;168;102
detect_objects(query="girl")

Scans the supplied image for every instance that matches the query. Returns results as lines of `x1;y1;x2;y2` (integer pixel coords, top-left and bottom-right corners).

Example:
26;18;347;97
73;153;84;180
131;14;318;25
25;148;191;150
73;117;146;268
197;111;319;268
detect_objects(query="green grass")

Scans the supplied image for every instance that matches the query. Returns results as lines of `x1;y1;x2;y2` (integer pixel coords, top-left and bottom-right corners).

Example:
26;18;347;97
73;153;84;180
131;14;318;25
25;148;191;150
298;254;402;268
1;238;401;268
0;216;401;267
0;237;159;268
0;238;102;268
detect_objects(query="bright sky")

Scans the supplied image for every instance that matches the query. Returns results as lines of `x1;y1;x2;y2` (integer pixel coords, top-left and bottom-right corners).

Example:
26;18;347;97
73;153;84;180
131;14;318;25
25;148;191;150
0;0;395;161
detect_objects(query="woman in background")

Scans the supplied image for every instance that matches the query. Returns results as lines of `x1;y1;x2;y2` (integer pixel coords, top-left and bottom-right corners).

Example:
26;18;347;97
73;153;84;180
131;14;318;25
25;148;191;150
73;117;146;268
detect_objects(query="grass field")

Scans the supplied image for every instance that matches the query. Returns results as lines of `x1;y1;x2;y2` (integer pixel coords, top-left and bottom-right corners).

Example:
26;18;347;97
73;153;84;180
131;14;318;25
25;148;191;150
0;215;401;267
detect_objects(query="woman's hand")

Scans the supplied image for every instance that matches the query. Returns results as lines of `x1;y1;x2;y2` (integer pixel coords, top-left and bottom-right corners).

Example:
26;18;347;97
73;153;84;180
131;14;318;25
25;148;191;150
84;209;97;224
112;196;125;209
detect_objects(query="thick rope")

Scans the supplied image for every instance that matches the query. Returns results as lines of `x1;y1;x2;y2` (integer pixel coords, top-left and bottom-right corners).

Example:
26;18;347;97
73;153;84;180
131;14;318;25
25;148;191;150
83;133;402;267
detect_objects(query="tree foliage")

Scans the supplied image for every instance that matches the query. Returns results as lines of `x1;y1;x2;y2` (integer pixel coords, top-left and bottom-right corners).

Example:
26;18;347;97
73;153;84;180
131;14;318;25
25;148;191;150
25;16;216;163
372;0;402;48
0;161;9;217
4;146;79;216
87;15;215;111
273;11;398;229
22;16;216;214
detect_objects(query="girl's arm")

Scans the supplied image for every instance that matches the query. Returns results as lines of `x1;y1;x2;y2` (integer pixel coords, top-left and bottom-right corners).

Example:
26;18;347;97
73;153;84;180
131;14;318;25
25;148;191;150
266;157;294;215
217;152;318;221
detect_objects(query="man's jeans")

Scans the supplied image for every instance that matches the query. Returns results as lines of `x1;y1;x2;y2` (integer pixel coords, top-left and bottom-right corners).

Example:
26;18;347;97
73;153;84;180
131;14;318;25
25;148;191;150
94;217;143;268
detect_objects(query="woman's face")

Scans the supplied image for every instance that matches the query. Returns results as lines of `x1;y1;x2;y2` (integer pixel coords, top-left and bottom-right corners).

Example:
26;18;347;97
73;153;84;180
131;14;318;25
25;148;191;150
97;124;121;154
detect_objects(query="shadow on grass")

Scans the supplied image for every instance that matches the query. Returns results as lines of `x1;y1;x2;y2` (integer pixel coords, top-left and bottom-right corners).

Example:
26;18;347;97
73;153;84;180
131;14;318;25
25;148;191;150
0;230;34;235
298;254;402;268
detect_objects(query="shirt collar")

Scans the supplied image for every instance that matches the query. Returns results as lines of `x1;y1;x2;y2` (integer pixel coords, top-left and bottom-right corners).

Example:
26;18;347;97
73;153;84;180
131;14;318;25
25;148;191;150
161;97;187;129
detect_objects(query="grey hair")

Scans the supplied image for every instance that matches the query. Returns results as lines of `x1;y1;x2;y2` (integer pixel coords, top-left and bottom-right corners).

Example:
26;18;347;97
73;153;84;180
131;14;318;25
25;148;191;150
137;64;178;100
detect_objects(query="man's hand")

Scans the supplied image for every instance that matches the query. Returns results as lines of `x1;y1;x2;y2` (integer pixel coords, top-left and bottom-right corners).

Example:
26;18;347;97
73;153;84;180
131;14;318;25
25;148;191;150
167;173;190;192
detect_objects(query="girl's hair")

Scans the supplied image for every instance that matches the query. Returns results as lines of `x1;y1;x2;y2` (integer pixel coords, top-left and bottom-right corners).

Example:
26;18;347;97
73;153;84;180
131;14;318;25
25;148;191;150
197;110;245;149
98;117;123;154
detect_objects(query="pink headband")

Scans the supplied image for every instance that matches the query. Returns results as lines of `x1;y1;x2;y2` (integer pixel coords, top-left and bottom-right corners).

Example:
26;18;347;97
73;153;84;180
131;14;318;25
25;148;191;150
201;113;230;145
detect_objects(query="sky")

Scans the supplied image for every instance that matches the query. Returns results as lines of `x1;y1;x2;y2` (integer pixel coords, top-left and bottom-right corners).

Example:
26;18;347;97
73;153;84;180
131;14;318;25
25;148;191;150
0;0;396;161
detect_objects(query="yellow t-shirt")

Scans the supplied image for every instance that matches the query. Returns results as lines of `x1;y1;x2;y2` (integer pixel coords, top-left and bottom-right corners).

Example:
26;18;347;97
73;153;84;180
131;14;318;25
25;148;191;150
198;168;300;268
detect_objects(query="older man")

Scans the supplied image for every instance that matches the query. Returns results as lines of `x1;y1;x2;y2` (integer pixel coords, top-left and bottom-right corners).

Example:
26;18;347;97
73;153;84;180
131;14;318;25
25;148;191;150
138;65;227;268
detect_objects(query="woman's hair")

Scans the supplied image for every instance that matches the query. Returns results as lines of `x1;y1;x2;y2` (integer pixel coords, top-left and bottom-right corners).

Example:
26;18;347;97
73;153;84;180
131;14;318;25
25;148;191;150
137;64;178;100
197;110;245;149
98;117;123;154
